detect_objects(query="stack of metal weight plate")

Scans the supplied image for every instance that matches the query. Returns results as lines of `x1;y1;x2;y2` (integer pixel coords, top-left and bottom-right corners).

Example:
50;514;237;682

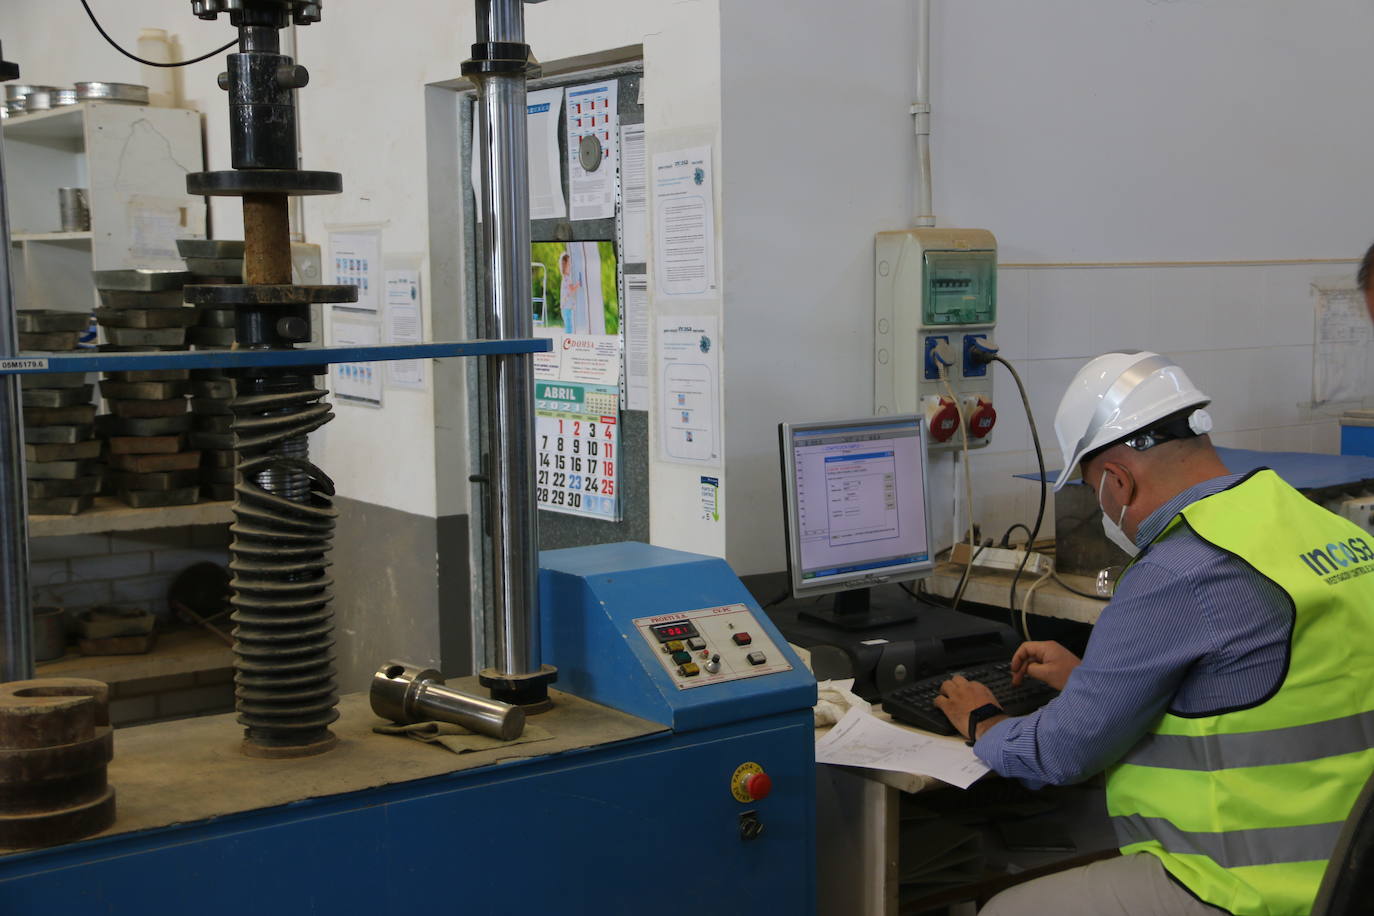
177;240;242;502
178;239;241;351
92;270;201;509
17;310;101;514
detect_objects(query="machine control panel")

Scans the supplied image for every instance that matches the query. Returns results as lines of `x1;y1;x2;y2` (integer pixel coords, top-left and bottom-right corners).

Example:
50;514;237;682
635;604;792;690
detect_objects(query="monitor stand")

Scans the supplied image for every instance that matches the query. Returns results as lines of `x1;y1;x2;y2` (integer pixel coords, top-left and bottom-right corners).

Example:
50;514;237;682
797;587;918;630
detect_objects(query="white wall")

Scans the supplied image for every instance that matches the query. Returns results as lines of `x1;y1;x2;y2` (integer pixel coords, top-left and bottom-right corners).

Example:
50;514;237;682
10;1;1373;577
719;0;1374;575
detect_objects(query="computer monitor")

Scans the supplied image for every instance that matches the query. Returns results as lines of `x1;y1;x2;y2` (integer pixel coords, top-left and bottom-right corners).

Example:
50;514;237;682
779;414;935;629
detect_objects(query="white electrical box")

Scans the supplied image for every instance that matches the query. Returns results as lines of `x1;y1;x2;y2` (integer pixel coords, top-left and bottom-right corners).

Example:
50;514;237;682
1333;495;1374;537
875;228;998;450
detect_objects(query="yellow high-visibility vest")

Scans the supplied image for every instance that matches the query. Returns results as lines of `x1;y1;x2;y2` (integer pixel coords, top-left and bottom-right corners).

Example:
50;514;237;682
1107;470;1374;916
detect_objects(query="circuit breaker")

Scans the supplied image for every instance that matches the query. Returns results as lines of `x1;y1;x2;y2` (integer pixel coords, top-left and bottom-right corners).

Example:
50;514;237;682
874;228;998;450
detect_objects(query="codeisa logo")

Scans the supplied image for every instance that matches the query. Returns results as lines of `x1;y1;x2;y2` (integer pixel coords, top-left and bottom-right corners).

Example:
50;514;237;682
1300;535;1374;585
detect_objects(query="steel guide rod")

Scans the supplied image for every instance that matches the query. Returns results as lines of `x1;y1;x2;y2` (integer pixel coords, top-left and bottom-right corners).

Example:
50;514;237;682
0;46;32;683
466;0;556;708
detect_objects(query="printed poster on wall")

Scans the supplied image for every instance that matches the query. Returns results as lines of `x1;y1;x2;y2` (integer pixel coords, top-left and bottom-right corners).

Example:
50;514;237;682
329;310;383;408
329;230;382;313
532;239;623;521
652;146;716;299
657;316;720;466
565;80;619;221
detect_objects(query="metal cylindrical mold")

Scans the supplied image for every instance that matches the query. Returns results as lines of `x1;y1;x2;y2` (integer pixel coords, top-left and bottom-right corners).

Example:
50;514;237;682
58;188;89;233
32;608;64;663
0;118;33;683
474;0;541;682
227;51;299;171
371;661;524;741
0;678;115;847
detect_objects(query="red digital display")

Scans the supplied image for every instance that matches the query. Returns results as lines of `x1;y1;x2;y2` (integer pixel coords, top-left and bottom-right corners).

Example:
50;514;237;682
651;621;700;642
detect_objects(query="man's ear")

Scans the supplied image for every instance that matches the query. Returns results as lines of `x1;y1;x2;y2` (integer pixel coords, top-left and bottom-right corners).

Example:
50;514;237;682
1101;460;1137;506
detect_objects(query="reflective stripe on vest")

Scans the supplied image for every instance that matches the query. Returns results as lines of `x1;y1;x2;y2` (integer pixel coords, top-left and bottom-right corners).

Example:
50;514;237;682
1125;708;1374;771
1114;815;1345;869
1105;469;1374;916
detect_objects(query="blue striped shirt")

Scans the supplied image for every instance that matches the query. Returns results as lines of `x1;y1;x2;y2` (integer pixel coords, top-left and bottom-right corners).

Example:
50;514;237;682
974;473;1292;787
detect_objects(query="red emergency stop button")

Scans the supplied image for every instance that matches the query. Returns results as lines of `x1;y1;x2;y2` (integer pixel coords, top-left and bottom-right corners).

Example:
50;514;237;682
925;396;961;443
967;397;997;439
731;762;771;803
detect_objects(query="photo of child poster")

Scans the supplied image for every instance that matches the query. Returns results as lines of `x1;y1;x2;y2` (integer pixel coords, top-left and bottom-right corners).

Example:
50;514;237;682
531;241;619;335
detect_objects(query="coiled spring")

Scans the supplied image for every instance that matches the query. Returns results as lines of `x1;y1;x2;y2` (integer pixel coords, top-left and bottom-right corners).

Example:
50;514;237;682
228;373;339;754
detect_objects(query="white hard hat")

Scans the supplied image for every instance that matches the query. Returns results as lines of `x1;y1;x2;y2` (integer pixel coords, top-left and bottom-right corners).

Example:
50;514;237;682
1051;351;1211;491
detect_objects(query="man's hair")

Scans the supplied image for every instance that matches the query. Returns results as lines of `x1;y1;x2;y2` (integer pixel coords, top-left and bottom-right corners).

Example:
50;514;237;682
1359;241;1374;293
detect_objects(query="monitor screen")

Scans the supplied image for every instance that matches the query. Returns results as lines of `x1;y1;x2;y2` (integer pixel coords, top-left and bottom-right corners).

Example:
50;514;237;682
780;415;934;599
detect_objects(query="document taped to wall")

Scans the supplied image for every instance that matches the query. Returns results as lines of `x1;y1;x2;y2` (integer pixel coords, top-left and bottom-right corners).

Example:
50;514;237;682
535;381;621;522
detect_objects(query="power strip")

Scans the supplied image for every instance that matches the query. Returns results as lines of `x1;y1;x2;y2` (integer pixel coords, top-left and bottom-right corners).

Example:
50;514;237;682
951;543;1052;576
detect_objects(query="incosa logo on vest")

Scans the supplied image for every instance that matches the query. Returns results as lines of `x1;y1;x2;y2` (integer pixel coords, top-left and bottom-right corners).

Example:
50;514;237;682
1299;536;1374;585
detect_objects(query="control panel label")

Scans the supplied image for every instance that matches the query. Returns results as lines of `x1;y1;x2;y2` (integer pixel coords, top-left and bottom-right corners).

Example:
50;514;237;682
633;603;792;690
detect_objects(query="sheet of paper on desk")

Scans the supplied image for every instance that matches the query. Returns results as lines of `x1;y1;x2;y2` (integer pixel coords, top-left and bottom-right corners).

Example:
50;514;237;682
814;707;990;789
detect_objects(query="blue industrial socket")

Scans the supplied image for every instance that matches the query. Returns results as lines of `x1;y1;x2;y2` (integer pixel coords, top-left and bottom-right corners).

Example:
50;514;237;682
963;334;997;377
924;335;952;380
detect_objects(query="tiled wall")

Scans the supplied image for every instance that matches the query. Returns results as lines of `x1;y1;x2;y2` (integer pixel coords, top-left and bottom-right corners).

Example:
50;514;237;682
964;262;1356;546
28;525;231;619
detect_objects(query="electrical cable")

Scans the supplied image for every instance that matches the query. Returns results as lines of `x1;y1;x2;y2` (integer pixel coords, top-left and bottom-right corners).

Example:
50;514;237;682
79;0;237;67
762;591;792;609
1000;522;1033;548
939;364;978;610
1051;571;1108;601
988;354;1048;631
950;540;990;612
1020;569;1053;640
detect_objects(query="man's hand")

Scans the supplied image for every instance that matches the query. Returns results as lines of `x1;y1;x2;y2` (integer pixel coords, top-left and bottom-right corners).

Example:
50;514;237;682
933;676;1006;741
1010;640;1081;691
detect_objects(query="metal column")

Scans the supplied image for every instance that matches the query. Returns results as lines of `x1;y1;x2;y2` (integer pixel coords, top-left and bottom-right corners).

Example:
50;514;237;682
465;1;556;709
0;44;32;683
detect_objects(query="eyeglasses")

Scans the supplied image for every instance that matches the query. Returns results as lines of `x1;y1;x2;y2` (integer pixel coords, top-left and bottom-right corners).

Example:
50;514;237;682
1096;565;1125;598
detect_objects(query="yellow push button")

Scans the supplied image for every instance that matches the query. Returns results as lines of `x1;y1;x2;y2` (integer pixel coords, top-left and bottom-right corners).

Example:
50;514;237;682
677;662;700;677
663;640;685;654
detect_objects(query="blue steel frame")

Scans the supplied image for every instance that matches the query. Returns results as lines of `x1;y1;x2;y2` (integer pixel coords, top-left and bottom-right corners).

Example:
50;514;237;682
0;338;551;375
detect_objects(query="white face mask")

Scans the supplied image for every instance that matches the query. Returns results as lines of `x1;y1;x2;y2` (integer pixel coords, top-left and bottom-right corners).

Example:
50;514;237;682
1098;472;1139;557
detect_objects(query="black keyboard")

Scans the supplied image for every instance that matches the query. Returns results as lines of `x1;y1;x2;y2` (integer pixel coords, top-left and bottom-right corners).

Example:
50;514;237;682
880;660;1059;736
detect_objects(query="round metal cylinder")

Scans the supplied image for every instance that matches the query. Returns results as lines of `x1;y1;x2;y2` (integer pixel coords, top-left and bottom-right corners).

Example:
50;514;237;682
31;607;64;663
370;661;524;741
58;188;89;233
369;661;434;724
413;681;525;741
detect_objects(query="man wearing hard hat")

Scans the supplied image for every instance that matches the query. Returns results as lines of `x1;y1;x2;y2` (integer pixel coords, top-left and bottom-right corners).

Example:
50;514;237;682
935;351;1374;916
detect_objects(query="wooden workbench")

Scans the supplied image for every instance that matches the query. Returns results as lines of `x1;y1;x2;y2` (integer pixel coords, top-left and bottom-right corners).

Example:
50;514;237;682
0;680;666;850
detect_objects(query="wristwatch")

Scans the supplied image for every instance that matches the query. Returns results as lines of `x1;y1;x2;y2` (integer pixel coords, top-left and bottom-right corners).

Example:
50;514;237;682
965;703;1004;747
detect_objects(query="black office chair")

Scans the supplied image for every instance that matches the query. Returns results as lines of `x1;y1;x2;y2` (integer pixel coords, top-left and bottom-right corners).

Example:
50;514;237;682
1312;766;1374;915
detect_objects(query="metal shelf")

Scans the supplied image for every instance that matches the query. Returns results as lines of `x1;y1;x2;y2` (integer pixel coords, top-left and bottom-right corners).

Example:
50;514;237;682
11;231;93;244
29;498;234;538
0;339;551;375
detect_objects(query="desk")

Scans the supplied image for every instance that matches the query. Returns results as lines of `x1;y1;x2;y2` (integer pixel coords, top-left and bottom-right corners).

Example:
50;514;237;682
814;708;1115;915
925;561;1107;626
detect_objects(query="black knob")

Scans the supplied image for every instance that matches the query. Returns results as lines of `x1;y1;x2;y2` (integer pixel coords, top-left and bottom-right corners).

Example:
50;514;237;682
217;72;230;91
276;316;310;341
277;64;310;89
